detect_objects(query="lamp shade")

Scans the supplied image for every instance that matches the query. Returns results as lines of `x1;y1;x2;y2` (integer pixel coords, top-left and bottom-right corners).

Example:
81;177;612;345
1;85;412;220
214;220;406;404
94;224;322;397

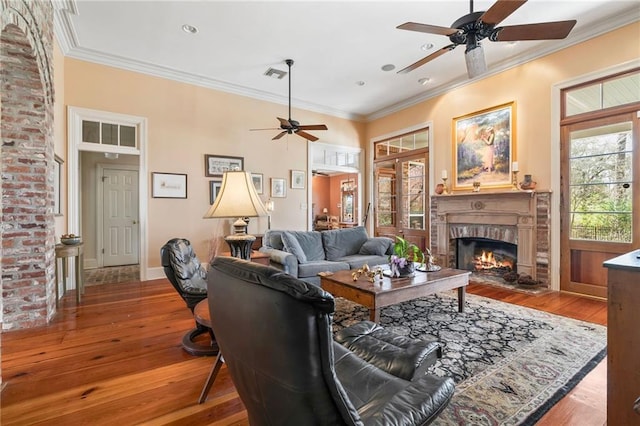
203;171;269;219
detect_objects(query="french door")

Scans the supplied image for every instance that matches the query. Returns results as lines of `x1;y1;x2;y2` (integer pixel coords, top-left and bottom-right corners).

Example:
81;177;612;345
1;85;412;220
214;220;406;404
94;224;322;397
374;150;429;250
560;111;639;297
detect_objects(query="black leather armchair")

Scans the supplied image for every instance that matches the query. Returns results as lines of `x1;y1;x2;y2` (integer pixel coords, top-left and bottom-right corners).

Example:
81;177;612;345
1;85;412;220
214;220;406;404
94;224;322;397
161;238;217;356
206;256;455;425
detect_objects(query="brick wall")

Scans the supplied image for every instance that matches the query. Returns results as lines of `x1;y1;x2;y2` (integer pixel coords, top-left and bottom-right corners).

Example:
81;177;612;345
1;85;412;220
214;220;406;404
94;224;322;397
1;0;56;330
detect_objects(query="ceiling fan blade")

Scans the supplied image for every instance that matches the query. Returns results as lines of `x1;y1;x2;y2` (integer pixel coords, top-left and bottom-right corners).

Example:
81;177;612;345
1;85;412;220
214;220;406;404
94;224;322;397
398;44;457;74
480;0;527;26
272;131;287;140
250;127;280;131
494;20;577;41
397;22;458;36
297;124;328;131
277;117;293;128
296;130;319;142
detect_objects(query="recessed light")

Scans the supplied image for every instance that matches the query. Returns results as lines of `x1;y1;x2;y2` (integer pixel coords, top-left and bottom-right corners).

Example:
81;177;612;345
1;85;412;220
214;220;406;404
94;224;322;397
418;77;431;85
182;24;198;34
356;81;365;86
381;64;395;72
420;43;434;51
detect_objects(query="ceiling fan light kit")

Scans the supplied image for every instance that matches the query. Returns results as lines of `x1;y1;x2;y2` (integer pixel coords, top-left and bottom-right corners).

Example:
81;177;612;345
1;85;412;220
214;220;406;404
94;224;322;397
251;58;328;142
397;0;577;78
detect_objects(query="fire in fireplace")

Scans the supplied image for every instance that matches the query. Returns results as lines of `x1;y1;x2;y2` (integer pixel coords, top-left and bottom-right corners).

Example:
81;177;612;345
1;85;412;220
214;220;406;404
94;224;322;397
456;237;517;283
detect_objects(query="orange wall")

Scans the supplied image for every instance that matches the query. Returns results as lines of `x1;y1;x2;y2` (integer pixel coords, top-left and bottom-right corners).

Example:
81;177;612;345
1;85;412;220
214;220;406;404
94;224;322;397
366;22;640;192
312;175;330;218
63;59;365;267
58;22;639;274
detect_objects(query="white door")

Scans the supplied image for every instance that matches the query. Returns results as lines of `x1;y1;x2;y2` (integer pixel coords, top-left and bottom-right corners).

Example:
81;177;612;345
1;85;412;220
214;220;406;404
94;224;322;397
103;168;139;266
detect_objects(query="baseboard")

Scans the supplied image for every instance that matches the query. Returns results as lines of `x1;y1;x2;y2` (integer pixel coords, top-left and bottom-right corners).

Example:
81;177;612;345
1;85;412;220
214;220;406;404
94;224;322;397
145;266;165;281
84;258;98;270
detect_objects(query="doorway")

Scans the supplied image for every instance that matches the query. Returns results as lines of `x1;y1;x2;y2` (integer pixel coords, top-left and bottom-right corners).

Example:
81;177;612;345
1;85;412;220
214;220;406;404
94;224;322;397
560;112;638;297
559;69;640;298
374;151;429;250
68;107;148;283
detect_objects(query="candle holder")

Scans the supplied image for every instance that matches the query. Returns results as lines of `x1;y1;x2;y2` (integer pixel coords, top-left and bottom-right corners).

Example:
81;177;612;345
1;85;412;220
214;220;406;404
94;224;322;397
441;177;449;195
511;170;519;191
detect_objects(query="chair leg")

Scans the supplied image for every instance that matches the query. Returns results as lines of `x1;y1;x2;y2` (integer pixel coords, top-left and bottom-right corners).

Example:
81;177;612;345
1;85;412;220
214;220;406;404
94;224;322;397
182;323;219;357
198;352;224;404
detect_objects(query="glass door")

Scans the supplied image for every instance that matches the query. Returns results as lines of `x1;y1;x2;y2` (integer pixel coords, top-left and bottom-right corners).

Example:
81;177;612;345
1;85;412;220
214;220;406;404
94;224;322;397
560;112;638;297
374;153;429;250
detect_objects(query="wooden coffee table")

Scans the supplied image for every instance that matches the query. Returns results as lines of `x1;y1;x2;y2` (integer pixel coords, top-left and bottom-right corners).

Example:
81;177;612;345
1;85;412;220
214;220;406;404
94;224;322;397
320;268;470;322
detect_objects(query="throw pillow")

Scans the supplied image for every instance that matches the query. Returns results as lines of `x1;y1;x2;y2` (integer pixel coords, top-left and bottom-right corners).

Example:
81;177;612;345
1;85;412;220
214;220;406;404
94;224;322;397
359;237;393;256
281;231;308;264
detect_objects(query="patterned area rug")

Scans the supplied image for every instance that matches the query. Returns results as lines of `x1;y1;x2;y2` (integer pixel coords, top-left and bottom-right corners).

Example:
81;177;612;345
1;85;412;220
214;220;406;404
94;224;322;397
332;292;607;426
84;265;140;286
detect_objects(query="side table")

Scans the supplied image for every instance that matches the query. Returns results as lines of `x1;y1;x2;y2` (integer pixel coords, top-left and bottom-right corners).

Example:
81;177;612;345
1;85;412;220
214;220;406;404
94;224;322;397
55;243;85;306
220;250;270;266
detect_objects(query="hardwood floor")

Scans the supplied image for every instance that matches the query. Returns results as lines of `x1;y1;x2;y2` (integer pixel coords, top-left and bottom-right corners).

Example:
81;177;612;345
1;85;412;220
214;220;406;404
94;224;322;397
1;279;607;425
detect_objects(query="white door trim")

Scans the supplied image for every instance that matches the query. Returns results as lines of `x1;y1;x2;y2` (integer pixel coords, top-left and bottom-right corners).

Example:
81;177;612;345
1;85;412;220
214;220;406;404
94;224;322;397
67;106;149;282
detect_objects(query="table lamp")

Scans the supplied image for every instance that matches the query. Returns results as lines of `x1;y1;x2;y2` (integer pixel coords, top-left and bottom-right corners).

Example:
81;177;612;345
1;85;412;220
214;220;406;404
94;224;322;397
203;171;269;260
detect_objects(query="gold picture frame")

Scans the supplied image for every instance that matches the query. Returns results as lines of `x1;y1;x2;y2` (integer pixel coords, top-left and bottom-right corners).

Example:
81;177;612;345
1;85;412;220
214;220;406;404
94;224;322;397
452;101;516;191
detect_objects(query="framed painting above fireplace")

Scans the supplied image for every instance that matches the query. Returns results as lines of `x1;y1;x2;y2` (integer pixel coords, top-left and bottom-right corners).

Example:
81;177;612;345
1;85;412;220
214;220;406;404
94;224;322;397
452;102;516;191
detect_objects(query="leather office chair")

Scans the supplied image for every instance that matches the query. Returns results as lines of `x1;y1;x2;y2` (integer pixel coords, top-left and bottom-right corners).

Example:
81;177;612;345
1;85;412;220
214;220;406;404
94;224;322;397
204;256;455;424
161;238;218;356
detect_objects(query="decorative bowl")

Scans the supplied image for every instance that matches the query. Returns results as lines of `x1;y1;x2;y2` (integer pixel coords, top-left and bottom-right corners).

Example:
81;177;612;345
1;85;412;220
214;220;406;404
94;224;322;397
60;236;81;245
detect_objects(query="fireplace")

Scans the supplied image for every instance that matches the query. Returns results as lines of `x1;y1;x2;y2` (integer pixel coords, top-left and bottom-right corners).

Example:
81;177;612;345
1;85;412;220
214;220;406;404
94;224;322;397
431;191;551;289
456;237;517;285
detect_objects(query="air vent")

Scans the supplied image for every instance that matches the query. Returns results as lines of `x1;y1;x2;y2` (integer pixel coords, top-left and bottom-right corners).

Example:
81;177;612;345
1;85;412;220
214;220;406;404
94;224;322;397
264;67;287;79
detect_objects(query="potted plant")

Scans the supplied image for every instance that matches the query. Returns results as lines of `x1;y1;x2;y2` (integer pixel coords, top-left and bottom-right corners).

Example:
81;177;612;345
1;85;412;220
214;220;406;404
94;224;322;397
389;236;424;278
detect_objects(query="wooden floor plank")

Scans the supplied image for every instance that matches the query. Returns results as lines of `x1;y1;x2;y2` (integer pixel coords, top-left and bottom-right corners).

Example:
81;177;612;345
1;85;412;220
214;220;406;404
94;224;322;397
1;278;607;425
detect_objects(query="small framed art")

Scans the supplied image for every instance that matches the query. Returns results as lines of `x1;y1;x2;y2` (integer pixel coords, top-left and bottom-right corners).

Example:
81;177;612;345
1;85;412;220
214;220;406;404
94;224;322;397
290;170;305;189
271;178;286;198
209;180;222;205
152;172;187;199
204;154;244;177
54;155;63;215
251;173;264;194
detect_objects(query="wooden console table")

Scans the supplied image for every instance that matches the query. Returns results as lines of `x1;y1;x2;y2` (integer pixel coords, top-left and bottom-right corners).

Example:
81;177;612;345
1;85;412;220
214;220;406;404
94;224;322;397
55;243;85;306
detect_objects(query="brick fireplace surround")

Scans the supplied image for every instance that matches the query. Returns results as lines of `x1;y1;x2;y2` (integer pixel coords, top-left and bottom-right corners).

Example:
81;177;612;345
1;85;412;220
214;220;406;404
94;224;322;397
430;191;551;288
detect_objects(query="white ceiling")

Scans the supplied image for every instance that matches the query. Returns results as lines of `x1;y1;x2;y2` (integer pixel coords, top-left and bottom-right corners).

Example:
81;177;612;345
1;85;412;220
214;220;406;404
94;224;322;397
53;1;640;121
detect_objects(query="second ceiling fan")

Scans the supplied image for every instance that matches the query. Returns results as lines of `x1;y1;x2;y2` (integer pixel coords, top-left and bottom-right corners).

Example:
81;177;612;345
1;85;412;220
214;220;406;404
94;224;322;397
252;59;328;142
397;0;577;78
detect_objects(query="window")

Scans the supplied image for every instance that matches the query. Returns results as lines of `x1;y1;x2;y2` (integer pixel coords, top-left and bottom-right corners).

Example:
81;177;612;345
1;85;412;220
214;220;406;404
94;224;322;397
81;120;138;149
375;129;429;159
568;122;633;242
564;69;640;117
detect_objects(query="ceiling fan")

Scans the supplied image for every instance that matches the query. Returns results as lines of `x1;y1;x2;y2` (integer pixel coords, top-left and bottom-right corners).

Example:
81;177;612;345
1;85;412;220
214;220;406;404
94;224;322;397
397;0;577;78
251;59;328;142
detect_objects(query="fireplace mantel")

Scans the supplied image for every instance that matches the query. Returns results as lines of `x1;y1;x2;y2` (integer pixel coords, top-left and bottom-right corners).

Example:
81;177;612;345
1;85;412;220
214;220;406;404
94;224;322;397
430;190;551;287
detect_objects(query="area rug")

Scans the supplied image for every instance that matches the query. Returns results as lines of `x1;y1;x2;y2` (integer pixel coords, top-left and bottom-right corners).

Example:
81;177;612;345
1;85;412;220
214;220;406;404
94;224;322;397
332;292;607;426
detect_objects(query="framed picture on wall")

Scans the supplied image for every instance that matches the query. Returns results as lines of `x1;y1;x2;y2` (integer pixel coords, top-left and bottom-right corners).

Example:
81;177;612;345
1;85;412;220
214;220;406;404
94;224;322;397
251;173;264;194
271;178;286;198
151;172;187;198
204;154;244;177
290;170;305;189
452;101;516;191
53;155;63;215
209;180;222;205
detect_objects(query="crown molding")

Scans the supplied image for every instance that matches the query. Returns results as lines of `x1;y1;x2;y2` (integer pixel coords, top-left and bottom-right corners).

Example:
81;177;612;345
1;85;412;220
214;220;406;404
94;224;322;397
52;1;638;124
365;10;640;121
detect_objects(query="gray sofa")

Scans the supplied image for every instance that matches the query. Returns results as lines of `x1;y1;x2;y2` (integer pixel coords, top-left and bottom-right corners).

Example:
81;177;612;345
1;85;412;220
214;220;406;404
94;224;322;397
259;226;393;285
